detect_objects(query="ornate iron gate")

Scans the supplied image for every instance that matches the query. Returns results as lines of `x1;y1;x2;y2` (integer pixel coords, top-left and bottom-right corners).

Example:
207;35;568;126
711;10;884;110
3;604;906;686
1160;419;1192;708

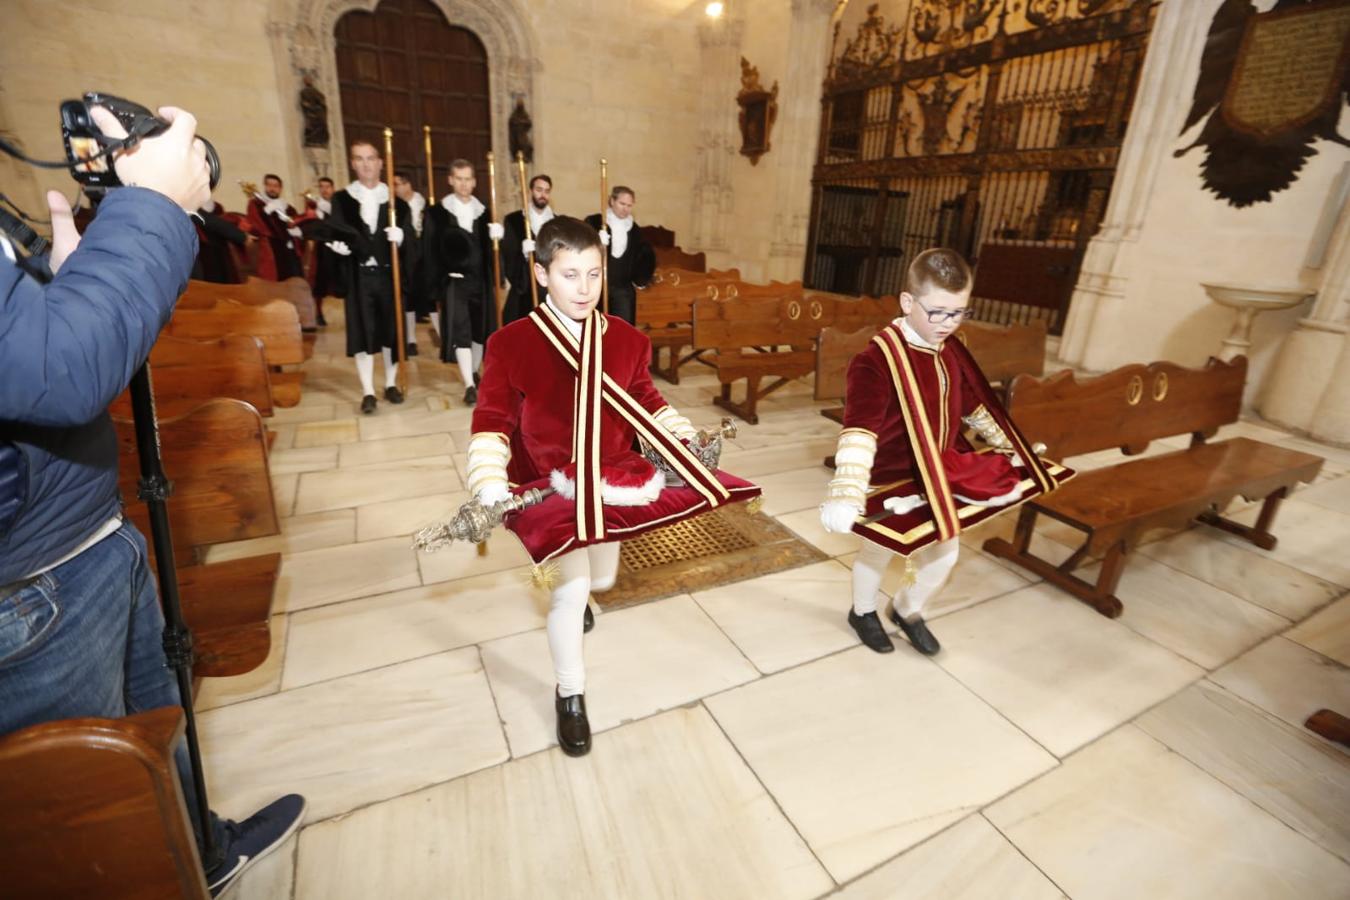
806;0;1157;333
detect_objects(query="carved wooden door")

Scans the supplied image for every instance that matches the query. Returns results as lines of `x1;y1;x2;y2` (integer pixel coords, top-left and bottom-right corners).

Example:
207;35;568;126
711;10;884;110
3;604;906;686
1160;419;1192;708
808;0;1157;333
335;0;491;202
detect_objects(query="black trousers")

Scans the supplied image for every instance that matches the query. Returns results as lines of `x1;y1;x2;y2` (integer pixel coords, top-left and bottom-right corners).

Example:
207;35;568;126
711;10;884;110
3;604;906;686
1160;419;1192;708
344;265;396;356
607;285;636;325
440;276;495;358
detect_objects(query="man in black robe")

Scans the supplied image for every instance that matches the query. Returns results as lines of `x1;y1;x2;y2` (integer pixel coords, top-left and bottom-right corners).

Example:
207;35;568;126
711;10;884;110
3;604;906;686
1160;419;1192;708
499;172;555;324
585;185;655;325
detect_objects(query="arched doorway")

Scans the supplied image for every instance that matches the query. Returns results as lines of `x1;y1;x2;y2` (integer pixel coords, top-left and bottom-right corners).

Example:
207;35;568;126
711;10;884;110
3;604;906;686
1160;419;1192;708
334;0;491;199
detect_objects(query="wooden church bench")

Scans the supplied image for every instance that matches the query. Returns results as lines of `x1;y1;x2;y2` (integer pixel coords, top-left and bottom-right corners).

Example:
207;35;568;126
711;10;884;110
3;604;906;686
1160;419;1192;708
167;298;306;406
983;357;1324;617
636;279;721;383
0;707;211;899
110;334;275;421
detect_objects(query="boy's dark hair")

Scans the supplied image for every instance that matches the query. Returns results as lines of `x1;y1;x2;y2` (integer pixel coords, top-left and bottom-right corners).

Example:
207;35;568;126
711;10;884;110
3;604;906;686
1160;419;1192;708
264;173;282;184
529;174;552;189
393;170;412;183
449;158;474;174
610;185;634;202
905;247;972;297
318;176;334;186
534;216;603;269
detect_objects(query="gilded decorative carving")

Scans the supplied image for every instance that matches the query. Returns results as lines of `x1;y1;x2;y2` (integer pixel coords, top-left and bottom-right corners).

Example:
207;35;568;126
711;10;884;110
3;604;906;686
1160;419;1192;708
834;4;903;79
737;57;779;165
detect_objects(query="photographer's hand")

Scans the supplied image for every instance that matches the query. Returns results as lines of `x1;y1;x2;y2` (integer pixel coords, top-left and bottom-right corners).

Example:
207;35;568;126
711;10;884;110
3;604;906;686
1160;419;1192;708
45;190;82;274
90;105;210;213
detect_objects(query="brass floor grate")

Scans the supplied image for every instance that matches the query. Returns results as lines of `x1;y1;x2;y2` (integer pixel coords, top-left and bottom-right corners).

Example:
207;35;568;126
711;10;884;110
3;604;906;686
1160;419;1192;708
620;513;755;570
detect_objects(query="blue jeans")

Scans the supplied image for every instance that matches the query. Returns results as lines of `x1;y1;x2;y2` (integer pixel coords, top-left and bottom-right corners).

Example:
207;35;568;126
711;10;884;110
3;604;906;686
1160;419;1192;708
0;520;227;868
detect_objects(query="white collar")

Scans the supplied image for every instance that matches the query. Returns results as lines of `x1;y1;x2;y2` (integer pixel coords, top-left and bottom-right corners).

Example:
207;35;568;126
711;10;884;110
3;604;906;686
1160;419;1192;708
606;209;633;233
346;180;388;204
444;193;484;232
898;317;941;351
528;205;554;231
545;295;584;339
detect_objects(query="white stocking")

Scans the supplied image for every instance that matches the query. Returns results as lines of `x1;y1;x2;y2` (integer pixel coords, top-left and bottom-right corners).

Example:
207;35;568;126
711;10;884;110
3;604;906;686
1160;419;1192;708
893;538;960;620
381;347;398;388
471;341;484;374
354;352;375;397
852;539;894;616
587;542;621;593
404;311;416;343
549;548;593;698
430;310;441;335
454;347;475;388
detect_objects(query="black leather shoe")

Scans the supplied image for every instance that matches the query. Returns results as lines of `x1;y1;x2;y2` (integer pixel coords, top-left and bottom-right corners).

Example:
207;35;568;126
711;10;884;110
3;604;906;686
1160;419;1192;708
889;608;941;655
584;605;595;633
384;386;404;404
360;394;377;415
555;690;591;757
405;341;419;357
848;609;895;654
463;385;478;406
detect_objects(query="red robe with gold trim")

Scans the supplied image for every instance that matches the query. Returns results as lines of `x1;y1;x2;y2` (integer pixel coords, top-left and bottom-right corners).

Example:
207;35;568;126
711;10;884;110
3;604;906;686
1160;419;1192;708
473;309;759;563
843;321;1072;555
246;197;304;281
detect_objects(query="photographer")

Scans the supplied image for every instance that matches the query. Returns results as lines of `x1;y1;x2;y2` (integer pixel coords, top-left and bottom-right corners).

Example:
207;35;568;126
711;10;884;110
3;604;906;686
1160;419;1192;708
0;104;302;896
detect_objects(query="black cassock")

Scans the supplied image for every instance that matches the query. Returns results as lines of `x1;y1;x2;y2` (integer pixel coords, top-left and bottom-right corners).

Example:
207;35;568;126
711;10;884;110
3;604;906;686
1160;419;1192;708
326;189;412;357
584;213;656;326
499;208;557;324
424;203;497;357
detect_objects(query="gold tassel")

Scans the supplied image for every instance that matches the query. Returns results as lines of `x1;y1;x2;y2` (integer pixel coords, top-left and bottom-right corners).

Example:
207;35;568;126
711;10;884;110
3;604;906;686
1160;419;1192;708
746;496;764;516
475;541;488;557
900;555;917;588
530;560;561;591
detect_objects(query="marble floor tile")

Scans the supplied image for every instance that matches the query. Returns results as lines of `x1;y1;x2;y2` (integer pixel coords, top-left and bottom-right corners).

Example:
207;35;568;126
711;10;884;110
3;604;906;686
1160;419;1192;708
1077;553;1289;669
293;455;459;515
706;646;1057;882
1273;435;1350;471
480;595;760;758
416;526;535;584
274;535;421;613
1137;681;1350;863
834;814;1065;900
843;543;1035;622
1297;475;1350;516
776;507;864;557
283;567;542;690
693;559;858;674
271;473;299;518
199;649;508;824
266;423;296;451
292;707;832;900
1138;527;1343;621
1209;637;1350;746
355;490;467;542
753;465;834;516
723;439;837;478
1220;499;1350;587
336;432;455;468
355;406;471;441
266;444;340;476
269;403;338;426
291;418;359;448
987;726;1350;899
196;614;288;712
933;585;1203;757
203;509;356;564
1286;594;1350;666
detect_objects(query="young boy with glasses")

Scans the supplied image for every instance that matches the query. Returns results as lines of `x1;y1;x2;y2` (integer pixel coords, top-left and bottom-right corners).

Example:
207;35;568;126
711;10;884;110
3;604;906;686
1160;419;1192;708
819;248;1070;655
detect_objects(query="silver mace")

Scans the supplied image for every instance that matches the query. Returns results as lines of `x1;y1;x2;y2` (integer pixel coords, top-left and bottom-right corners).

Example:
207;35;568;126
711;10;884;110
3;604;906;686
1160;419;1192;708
413;418;738;552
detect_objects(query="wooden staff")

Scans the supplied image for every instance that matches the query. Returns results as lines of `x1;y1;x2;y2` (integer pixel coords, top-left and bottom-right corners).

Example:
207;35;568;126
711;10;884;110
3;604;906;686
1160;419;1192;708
486;152;505;328
423;125;435;206
385;128;409;394
515;151;539;308
599;158;610;315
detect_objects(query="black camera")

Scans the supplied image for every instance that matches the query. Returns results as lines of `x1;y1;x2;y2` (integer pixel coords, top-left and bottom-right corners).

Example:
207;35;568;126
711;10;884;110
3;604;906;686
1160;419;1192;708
60;92;220;190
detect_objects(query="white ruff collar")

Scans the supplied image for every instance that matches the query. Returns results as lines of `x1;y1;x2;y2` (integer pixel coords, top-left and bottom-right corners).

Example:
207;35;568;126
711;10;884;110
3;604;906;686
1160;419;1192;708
444;193;484;232
346;181;388;233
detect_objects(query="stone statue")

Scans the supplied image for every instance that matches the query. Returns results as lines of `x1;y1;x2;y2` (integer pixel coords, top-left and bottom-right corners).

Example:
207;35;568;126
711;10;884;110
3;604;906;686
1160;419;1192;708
509;97;533;163
300;74;329;148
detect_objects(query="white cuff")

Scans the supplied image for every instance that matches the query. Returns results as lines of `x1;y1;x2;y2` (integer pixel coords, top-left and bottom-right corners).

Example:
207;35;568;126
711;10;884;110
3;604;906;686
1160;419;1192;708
652;405;698;442
466;432;511;498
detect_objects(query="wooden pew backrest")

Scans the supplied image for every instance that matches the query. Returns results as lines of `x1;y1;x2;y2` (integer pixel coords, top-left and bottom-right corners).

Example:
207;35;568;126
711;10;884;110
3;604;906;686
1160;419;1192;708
692;293;824;351
653;246;707;272
109;334;273;420
958;320;1047;385
1004;356;1246;459
167;298;303;366
0;707;209;899
815;325;879;401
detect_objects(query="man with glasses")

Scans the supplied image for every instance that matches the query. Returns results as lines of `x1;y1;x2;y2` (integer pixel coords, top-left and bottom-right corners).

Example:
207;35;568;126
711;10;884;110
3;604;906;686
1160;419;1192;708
818;248;1064;656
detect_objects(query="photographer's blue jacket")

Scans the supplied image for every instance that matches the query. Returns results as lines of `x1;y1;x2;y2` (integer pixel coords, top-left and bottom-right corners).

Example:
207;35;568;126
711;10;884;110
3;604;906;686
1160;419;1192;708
0;188;196;584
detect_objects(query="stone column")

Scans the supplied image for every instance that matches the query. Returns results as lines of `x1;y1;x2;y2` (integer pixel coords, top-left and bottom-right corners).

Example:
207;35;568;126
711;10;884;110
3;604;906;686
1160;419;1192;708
690;13;744;253
764;0;837;282
1058;0;1216;368
1260;184;1350;442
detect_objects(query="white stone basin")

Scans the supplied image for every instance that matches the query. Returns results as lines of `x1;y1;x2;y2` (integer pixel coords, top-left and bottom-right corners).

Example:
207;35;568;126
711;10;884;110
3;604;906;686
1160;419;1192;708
1201;283;1313;311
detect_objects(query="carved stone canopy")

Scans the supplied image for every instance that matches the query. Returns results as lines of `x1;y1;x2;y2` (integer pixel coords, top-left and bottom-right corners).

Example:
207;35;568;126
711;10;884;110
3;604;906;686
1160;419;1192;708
737;56;779;166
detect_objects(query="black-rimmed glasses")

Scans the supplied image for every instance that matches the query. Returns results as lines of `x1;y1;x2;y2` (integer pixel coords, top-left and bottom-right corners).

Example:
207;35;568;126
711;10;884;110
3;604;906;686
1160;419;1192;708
914;298;971;324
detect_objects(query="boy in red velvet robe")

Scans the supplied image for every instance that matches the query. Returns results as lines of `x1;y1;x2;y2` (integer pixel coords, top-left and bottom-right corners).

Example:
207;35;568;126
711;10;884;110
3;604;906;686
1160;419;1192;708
820;248;1071;656
468;216;759;757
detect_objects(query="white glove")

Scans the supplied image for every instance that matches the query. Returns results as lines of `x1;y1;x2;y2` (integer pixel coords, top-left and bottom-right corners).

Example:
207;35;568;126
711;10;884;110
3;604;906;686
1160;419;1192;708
476;483;511;508
317;198;332;215
327;240;352;256
384;225;404;247
264;198;287;217
488;222;505;241
883;494;928;516
521;238;536;256
820;501;861;534
287;226;303;239
598;230;610;247
1009;452;1025;469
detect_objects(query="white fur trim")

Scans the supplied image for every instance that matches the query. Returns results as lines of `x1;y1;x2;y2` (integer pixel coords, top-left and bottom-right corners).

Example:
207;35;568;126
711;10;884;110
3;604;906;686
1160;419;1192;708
549;468;666;507
954;486;1024;508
